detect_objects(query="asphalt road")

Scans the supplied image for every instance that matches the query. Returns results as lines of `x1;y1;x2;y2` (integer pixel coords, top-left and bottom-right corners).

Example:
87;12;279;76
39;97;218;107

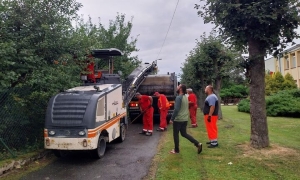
21;123;162;180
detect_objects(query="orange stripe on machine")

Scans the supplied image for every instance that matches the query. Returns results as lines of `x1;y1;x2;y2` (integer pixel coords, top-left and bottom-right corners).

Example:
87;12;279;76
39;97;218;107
87;113;126;137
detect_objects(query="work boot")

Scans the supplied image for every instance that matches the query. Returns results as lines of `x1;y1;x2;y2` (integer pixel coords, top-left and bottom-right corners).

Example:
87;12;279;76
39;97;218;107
156;128;167;131
145;132;152;136
208;141;218;148
189;124;198;128
139;131;146;135
197;143;203;154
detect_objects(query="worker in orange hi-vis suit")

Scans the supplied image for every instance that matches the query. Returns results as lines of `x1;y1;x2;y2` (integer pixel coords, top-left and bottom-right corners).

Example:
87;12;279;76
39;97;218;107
154;92;170;131
203;85;219;148
87;61;96;82
135;92;154;136
187;88;198;128
86;55;96;83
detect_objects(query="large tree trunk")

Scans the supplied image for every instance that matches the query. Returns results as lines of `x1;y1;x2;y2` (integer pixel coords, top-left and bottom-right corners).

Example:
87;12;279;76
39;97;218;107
197;90;206;111
197;73;206;111
214;77;223;120
248;38;269;149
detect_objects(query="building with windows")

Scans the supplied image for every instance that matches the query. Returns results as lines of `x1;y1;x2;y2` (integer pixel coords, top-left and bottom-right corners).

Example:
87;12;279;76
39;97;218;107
265;57;276;73
275;44;300;87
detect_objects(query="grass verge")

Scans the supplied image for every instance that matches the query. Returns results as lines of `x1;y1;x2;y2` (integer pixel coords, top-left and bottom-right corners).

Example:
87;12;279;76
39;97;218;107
0;151;55;180
152;106;300;180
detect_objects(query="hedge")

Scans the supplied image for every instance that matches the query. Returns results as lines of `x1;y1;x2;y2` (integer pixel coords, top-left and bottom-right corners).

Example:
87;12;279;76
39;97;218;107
237;89;300;117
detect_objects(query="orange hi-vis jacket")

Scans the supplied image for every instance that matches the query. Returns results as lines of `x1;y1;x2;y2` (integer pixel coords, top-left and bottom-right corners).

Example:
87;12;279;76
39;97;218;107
158;94;170;110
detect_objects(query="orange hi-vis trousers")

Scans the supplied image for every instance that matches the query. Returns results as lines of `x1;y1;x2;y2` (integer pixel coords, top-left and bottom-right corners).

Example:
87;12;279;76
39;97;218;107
159;109;168;129
143;107;154;132
204;115;218;140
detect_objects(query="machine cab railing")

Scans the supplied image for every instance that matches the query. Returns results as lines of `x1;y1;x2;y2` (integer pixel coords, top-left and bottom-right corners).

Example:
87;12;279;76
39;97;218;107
80;48;123;85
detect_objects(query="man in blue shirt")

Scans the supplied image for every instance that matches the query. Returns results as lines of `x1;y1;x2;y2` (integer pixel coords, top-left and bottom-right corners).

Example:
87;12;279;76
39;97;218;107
203;85;219;148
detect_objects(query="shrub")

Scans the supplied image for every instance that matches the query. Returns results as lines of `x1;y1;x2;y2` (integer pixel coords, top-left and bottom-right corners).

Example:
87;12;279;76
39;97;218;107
237;99;250;113
266;89;300;117
220;85;248;99
265;72;297;95
238;89;300;117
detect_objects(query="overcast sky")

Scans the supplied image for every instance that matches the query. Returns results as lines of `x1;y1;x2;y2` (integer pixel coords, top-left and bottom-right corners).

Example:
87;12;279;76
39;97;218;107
76;0;300;77
76;0;213;77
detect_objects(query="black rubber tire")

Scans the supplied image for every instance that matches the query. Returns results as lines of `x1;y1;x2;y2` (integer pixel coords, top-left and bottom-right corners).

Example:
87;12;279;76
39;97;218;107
116;124;126;143
92;136;106;159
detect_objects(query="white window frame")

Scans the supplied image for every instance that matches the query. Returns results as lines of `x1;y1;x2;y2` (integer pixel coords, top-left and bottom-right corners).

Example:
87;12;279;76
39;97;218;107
96;97;106;122
292;56;296;68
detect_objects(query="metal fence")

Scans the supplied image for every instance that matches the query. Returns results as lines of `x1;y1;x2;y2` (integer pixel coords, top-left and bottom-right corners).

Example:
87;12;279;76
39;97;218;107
0;87;45;160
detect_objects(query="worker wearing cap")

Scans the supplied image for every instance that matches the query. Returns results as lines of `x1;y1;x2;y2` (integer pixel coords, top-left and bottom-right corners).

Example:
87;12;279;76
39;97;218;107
154;92;169;131
187;88;198;128
135;92;154;136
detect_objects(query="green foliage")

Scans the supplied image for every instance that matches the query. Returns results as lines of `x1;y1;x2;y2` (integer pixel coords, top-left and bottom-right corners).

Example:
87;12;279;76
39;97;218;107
71;14;141;78
0;0;141;160
266;89;300;117
196;0;300;147
220;85;248;99
283;73;298;90
237;99;250;113
0;0;82;88
181;32;239;90
221;66;247;89
238;89;300;117
265;71;297;95
195;0;300;54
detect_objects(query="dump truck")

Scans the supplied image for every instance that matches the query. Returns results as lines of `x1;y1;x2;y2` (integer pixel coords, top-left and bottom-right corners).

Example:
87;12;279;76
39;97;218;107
127;72;178;123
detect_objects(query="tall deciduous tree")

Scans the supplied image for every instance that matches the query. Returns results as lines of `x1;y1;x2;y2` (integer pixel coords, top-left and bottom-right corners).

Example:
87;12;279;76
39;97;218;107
96;13;141;78
196;0;300;148
0;0;82;88
181;32;237;117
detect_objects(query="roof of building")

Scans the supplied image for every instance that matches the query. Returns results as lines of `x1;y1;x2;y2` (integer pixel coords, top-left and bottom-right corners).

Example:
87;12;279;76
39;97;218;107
243;43;300;61
264;56;275;61
282;44;300;54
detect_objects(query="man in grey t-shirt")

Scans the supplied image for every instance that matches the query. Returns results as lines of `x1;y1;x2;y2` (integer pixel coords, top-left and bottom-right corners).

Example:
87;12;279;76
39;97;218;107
203;85;219;148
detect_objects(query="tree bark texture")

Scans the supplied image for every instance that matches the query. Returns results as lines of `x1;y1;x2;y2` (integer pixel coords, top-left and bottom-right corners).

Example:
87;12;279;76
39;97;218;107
248;38;269;149
196;90;206;112
197;74;206;111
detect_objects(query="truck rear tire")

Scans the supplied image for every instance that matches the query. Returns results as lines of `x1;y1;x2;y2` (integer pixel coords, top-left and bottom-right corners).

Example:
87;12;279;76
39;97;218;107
116;124;126;142
92;136;106;159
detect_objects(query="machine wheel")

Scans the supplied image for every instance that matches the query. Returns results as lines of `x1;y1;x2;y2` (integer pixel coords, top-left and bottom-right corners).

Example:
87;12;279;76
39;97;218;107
92;136;106;159
117;124;126;143
52;150;69;158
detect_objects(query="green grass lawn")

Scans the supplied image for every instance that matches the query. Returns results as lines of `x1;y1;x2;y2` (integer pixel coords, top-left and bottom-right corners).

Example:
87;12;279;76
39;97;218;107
151;106;300;180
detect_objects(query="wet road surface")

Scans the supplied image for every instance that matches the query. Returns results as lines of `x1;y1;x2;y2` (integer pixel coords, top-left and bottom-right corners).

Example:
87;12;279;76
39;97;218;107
21;124;162;180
